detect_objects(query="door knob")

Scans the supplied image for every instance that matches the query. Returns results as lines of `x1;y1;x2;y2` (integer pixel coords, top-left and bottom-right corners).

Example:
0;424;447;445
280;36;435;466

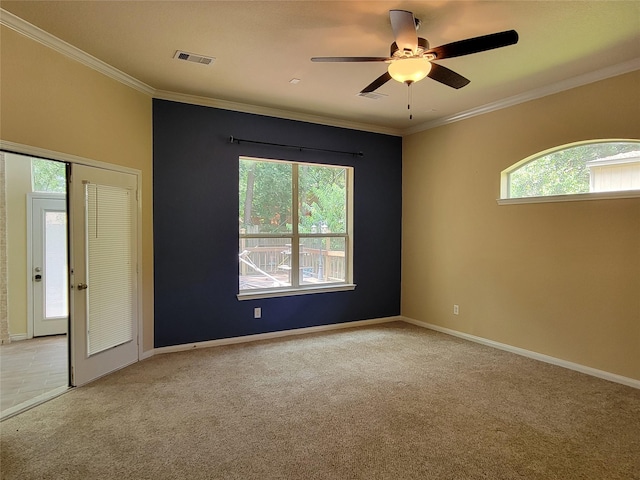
77;283;88;290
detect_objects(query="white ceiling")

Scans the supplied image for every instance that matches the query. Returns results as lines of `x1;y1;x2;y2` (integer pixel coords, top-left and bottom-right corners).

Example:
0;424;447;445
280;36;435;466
2;1;639;135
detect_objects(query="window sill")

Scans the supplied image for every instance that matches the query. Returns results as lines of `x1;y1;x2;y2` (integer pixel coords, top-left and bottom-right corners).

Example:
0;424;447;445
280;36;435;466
237;283;356;301
497;190;640;205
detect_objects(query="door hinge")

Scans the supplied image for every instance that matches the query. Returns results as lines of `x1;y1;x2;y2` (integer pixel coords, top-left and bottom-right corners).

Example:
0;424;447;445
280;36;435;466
70;366;75;385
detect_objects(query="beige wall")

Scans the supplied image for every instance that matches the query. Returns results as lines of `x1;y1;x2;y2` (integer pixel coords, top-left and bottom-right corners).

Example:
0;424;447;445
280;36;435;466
4;154;31;337
0;26;154;352
403;71;640;380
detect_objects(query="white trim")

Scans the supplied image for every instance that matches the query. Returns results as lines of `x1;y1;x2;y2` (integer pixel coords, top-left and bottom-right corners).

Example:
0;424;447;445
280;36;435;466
588;156;640;167
402;316;640;390
404;58;640;135
497;190;640;205
152;316;401;356
0;141;140;176
90;312;640;390
140;349;155;361
0;9;154;96
26;193;34;340
237;284;356;301
9;333;27;342
136;170;144;362
154;90;402;137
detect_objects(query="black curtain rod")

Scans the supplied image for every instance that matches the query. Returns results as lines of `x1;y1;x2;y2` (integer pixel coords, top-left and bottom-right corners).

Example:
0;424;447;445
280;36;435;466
229;136;363;158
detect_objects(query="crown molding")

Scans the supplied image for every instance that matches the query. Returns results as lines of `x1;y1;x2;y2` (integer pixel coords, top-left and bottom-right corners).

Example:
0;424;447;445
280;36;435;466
0;140;141;176
403;57;640;136
0;8;155;96
1;7;399;136
3;8;638;138
153;90;403;137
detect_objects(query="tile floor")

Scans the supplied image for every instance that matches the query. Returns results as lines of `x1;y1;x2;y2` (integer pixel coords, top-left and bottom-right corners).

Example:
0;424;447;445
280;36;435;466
0;335;68;415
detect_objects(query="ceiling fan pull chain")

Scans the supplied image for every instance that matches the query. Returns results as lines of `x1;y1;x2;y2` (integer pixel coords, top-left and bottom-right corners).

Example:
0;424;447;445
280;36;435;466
407;81;413;120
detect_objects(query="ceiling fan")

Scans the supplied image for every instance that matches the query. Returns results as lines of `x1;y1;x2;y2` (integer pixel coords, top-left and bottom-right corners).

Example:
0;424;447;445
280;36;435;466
311;10;519;96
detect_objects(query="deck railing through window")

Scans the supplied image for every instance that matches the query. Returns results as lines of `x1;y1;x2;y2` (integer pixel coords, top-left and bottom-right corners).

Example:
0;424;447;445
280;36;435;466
239;245;345;288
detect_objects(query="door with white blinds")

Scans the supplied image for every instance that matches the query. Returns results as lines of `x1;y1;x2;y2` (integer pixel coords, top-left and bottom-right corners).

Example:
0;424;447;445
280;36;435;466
69;164;138;386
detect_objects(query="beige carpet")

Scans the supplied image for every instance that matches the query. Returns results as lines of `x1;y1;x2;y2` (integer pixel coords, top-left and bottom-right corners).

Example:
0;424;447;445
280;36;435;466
1;322;639;479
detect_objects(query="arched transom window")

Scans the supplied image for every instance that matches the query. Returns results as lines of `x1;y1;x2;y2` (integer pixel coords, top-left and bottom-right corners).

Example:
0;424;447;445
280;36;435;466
501;140;640;201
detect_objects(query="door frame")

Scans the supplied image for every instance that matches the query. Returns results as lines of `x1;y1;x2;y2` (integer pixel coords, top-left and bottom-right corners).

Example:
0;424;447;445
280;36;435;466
26;192;68;339
1;140;145;365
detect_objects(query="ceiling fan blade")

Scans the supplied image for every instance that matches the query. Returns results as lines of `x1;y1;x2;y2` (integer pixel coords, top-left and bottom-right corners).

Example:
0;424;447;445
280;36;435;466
311;56;390;62
360;72;392;94
427;30;519;60
390;10;418;53
427;63;470;89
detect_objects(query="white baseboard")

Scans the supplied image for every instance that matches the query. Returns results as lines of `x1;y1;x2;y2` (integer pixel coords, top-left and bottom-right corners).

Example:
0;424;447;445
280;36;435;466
402;316;640;390
140;349;155;360
151;316;402;357
144;315;639;390
9;334;28;342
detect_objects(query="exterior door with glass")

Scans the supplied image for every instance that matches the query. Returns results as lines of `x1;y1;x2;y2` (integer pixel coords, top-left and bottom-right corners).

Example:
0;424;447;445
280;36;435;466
69;164;139;386
31;195;68;337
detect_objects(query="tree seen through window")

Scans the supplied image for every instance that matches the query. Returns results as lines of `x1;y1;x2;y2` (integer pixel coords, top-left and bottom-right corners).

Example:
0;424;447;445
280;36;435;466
507;141;640;198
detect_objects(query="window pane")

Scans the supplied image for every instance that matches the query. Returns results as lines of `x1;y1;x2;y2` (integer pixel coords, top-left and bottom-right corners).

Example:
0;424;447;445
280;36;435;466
44;211;68;318
239;159;292;234
300;237;346;285
238;157;352;295
299;164;347;234
32;159;66;193
239;238;292;290
507;141;640;198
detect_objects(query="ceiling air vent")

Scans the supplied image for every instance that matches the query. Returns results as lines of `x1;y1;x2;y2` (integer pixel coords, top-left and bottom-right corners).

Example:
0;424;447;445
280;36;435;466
173;50;215;65
357;92;388;100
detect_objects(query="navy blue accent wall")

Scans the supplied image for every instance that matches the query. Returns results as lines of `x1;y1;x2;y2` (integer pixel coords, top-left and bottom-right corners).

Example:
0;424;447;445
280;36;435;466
153;99;402;347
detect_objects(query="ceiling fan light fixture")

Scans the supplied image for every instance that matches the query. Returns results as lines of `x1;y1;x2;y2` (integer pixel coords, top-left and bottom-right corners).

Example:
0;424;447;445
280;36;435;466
388;57;432;84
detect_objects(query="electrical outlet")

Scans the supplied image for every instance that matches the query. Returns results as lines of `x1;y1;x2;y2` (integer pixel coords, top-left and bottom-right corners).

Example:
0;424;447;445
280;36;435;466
453;304;459;315
254;307;261;319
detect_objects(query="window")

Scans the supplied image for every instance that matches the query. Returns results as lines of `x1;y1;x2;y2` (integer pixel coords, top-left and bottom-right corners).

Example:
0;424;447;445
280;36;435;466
238;157;354;298
501;140;640;202
32;158;66;193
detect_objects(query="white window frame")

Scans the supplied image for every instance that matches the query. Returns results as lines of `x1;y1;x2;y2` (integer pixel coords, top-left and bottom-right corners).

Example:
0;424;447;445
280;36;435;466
498;139;640;205
237;157;355;300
